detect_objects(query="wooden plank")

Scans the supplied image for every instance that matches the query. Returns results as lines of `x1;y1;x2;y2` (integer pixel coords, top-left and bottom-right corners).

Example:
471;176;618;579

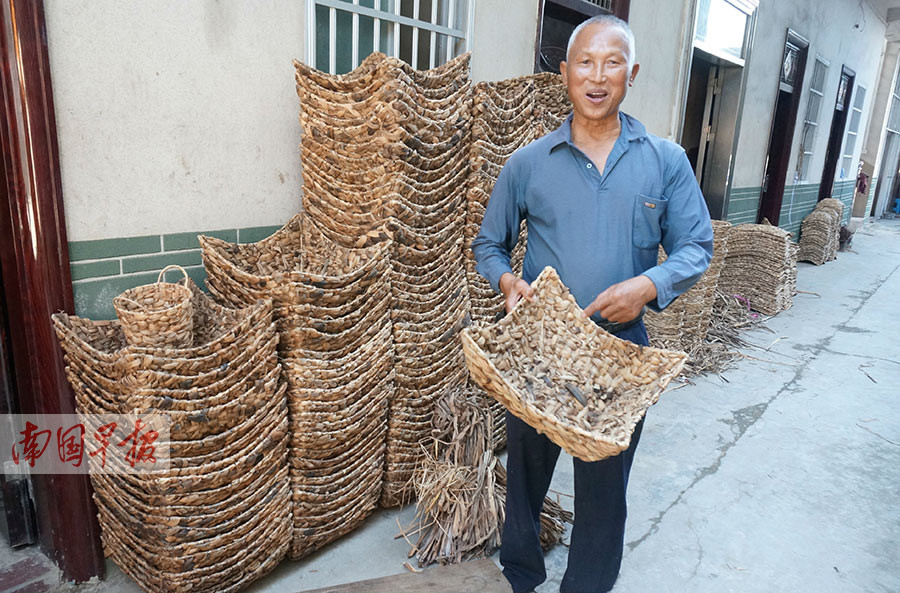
298;558;512;593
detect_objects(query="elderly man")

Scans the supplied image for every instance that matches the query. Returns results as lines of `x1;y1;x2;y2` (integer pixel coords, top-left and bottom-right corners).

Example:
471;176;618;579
472;14;713;593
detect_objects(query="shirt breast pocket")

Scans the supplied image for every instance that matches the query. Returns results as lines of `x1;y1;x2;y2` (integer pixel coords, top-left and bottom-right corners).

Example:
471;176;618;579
633;194;668;249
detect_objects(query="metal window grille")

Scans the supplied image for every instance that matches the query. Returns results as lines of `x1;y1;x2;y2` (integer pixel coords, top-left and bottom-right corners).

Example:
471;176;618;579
308;0;472;75
583;0;614;9
841;85;866;177
798;57;829;181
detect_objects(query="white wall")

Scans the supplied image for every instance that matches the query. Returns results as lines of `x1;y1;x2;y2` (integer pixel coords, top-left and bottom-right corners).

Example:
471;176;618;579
623;0;695;139
45;0;307;242
470;0;540;82
732;0;887;188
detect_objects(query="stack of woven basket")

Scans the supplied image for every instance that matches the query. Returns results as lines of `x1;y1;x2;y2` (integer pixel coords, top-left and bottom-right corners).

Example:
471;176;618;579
199;214;394;559
463;74;570;448
294;53;474;506
52;275;290;593
717;223;798;316
798;198;844;265
645;220;732;350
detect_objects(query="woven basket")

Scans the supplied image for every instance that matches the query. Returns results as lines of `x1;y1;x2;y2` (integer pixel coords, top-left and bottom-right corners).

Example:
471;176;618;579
461;267;686;461
114;265;194;349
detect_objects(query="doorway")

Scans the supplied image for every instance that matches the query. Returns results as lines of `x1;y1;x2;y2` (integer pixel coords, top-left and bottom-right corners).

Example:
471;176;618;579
680;48;745;219
758;30;809;225
819;67;856;201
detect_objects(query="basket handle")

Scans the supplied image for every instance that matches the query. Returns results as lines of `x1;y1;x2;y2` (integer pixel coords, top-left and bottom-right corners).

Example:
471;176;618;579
157;264;190;286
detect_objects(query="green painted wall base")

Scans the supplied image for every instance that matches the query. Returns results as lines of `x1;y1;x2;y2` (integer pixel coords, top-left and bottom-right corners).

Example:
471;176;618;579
69;224;281;320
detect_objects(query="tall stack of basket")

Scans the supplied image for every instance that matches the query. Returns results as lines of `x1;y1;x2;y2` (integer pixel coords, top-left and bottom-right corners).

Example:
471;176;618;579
798;197;844;265
645;220;732;350
717;223;798;316
52;279;290;593
464;73;570;449
294;53;473;506
199;214;394;559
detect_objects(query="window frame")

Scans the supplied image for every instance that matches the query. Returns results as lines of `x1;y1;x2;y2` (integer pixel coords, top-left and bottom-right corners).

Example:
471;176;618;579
307;0;473;74
797;55;829;181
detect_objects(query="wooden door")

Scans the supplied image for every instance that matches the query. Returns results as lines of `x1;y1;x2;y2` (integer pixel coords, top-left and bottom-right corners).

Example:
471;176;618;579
758;31;809;225
818;67;855;201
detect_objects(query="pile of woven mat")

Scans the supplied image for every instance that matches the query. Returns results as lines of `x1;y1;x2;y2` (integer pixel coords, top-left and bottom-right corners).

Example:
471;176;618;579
464;74;571;449
52;270;290;593
717;222;799;316
291;52;572;506
645;220;732;351
798;197;844;265
200;215;394;559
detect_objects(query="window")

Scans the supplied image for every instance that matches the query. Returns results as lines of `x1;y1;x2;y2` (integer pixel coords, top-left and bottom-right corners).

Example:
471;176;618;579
797;56;829;181
694;0;754;61
308;0;472;75
841;85;866;178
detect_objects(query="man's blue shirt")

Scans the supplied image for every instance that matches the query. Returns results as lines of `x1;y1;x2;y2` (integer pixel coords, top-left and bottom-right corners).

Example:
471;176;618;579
472;111;713;322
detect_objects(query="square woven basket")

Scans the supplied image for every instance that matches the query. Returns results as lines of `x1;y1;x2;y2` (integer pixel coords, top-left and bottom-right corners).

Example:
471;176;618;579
460;267;687;462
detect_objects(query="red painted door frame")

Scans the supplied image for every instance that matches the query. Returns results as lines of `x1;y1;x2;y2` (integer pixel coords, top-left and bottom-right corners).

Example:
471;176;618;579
0;0;104;582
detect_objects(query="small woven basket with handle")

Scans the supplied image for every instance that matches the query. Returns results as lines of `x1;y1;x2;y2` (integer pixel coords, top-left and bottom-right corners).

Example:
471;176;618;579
114;265;193;349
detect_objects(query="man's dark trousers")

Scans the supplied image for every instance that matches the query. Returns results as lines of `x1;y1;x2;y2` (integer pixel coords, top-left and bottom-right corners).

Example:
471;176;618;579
500;321;648;593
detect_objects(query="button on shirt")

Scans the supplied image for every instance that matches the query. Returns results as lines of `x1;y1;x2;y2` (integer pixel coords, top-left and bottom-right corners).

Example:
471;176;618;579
472;112;713;322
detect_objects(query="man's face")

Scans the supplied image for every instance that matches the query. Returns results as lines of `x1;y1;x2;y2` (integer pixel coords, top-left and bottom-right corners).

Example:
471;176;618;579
560;23;638;124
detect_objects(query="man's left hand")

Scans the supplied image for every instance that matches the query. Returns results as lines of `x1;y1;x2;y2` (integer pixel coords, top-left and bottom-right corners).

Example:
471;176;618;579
582;275;657;323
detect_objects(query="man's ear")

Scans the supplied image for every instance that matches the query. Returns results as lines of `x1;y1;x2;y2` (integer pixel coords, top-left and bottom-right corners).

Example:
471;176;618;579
560;60;568;83
629;63;640;86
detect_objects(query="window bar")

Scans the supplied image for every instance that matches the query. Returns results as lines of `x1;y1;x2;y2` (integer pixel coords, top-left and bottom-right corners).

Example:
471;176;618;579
412;0;420;69
352;0;360;68
446;0;455;62
393;0;400;59
329;6;337;74
374;0;381;53
307;0;317;69
429;0;437;69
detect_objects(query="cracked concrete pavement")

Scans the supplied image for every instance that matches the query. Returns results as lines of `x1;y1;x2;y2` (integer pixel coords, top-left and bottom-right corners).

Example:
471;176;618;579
4;219;898;593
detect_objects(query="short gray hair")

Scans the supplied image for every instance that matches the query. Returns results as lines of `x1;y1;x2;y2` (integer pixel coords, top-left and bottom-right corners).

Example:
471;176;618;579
565;14;636;74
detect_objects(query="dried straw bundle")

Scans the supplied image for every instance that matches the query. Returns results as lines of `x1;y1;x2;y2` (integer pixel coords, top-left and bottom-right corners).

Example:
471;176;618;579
409;387;571;566
52;282;290;593
462;267;686;462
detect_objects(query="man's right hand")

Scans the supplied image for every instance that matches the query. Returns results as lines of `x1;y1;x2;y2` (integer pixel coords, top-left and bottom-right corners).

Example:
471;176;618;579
499;272;535;314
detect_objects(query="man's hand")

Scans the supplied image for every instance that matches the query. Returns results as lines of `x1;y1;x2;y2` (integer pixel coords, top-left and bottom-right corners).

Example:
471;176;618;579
499;272;535;314
582;275;657;323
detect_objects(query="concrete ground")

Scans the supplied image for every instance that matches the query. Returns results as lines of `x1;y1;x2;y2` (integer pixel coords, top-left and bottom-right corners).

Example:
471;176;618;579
2;218;898;593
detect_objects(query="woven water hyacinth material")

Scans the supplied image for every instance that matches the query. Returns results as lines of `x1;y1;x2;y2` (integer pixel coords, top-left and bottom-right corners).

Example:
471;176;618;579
717;223;798;316
114;265;194;349
295;54;475;507
645;220;731;350
798;198;843;265
461;267;686;462
199;212;393;558
52;282;290;593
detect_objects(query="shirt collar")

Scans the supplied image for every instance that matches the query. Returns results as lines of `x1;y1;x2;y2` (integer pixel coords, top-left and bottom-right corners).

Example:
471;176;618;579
546;111;647;153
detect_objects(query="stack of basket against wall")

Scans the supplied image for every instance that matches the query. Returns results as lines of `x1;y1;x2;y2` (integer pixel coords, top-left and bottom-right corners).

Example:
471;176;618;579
645;220;732;351
294;54;473;507
798;198;844;265
716;223;798;316
199;213;394;559
463;74;571;449
52;284;290;593
533;72;571;135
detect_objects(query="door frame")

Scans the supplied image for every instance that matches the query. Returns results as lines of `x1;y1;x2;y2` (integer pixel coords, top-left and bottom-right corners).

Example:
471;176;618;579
757;29;809;225
818;65;856;201
0;0;104;582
